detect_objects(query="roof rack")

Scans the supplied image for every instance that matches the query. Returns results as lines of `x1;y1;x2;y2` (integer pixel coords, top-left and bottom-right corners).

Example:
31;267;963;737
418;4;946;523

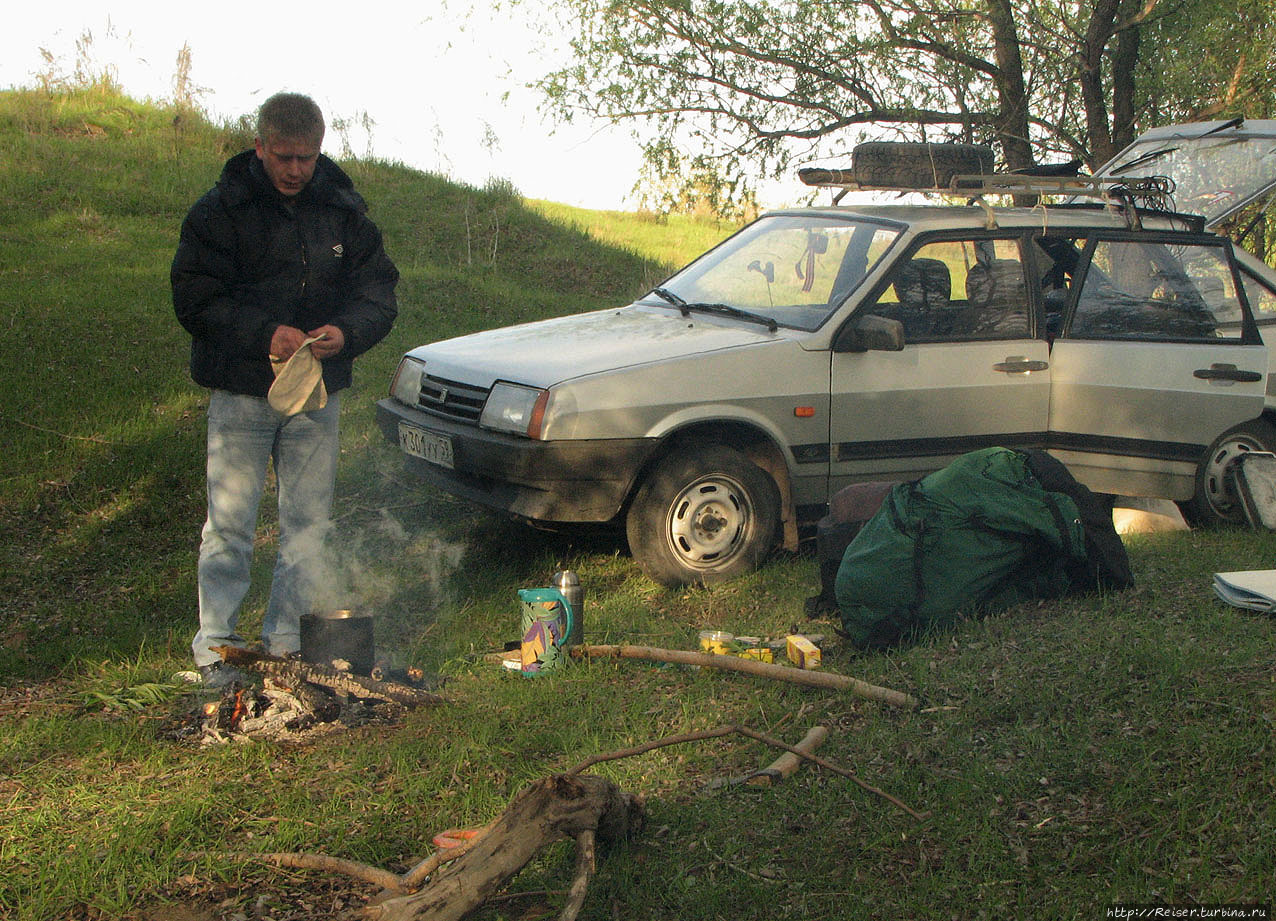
798;167;1174;202
797;167;1177;229
950;173;1174;202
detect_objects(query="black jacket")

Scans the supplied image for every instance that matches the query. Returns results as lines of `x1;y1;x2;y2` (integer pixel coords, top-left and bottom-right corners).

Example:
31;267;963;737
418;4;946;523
171;150;399;397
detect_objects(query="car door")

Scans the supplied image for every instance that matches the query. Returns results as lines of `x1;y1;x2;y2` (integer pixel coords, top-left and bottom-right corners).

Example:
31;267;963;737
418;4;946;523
828;234;1051;491
1048;232;1268;499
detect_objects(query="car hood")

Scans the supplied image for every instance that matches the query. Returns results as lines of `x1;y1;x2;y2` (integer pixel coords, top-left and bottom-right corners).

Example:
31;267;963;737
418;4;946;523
404;304;784;389
1092;119;1276;228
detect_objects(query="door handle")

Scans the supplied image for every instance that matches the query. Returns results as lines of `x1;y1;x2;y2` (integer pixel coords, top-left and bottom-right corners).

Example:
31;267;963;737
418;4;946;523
993;357;1049;373
1193;363;1263;383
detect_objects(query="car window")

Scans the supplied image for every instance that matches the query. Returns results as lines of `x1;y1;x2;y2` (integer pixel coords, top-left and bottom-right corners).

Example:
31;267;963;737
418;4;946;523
1241;266;1276;334
1094;126;1276;228
864;238;1030;341
1069;239;1242;340
649;214;901;331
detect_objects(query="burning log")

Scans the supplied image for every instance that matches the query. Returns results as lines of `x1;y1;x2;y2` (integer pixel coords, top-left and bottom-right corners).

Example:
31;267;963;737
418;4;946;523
370;662;429;687
211;646;447;708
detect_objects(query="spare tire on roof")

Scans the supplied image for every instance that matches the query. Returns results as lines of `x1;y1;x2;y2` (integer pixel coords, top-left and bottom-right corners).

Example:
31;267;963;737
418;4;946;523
851;142;995;189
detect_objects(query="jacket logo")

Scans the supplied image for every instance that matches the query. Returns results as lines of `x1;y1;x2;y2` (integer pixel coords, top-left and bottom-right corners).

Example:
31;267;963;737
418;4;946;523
332;244;344;257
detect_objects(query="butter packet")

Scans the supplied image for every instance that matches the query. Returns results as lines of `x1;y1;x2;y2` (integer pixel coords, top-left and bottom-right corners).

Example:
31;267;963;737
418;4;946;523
785;634;821;669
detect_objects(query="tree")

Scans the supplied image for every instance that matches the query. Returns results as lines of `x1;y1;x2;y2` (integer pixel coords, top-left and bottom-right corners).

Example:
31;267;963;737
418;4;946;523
527;0;1275;212
1144;0;1276;118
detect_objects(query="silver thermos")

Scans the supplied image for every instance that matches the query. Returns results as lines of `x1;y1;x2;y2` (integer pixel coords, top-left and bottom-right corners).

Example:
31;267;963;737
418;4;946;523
552;570;585;646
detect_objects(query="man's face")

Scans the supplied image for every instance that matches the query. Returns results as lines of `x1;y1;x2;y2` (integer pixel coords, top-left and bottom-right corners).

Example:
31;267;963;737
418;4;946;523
255;134;321;197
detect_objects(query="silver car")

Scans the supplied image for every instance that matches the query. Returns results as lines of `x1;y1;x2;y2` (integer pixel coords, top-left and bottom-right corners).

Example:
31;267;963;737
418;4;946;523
377;120;1276;586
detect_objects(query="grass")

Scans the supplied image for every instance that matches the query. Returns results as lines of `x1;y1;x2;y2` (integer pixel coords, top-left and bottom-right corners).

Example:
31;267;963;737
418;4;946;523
1;85;1274;920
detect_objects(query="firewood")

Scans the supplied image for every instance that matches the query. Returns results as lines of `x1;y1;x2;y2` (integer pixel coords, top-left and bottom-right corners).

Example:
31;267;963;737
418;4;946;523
569;643;918;709
211;646;447;707
262;677;340;723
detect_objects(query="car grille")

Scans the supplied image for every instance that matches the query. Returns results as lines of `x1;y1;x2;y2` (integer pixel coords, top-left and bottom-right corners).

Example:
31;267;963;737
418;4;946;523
415;374;489;423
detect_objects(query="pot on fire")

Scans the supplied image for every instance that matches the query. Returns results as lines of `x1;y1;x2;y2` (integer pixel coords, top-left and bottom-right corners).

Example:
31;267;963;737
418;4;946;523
301;609;374;676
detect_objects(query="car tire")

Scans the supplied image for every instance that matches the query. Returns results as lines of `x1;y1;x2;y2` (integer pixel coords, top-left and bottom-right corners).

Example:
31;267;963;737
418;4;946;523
1179;417;1276;527
626;445;781;587
851;141;994;189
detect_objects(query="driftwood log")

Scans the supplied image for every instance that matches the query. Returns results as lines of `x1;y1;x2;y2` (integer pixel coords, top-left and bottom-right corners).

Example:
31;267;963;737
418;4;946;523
570;643;918;709
365;773;642;921
212;646;447;708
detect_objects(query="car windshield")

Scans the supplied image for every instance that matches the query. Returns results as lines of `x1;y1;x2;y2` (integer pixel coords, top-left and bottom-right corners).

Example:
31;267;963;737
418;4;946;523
639;214;902;331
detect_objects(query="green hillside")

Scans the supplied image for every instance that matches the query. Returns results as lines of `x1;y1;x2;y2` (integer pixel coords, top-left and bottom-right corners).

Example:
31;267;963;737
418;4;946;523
1;87;1274;921
0;85;729;678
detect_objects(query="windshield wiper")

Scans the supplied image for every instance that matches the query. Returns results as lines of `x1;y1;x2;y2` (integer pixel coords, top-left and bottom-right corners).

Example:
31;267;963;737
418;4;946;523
648;288;778;331
1109;119;1245;177
650;287;690;316
683;301;779;332
1111;146;1178;176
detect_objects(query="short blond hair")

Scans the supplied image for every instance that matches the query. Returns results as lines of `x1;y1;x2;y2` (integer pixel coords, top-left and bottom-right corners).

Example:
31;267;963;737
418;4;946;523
257;93;324;145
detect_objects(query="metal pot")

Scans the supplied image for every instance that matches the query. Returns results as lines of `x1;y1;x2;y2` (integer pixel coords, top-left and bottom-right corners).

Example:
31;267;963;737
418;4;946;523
300;609;374;676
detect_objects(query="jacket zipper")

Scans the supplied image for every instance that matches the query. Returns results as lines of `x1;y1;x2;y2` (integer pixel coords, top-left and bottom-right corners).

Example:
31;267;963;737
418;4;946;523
297;220;309;302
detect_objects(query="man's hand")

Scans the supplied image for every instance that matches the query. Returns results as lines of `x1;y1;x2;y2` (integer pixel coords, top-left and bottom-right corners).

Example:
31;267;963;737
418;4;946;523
307;324;346;359
269;325;307;362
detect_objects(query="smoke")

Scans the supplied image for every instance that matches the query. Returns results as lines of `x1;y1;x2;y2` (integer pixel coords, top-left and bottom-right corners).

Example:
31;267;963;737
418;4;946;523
305;506;469;653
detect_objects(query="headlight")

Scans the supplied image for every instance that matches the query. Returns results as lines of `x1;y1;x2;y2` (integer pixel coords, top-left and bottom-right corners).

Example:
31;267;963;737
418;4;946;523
480;382;549;438
389;357;426;405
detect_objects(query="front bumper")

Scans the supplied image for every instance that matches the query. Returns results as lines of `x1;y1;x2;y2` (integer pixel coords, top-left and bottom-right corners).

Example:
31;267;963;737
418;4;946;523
375;398;660;523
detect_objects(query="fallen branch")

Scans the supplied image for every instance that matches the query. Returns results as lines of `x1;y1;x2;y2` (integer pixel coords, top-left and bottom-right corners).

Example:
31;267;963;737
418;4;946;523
560;830;595;921
224;723;925;920
746;724;829;786
567;725;927;822
221;851;403;891
570;643;918;709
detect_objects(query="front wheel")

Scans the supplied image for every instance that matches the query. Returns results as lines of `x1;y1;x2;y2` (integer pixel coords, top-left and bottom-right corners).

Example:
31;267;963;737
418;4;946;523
626;445;781;587
1179;418;1276;527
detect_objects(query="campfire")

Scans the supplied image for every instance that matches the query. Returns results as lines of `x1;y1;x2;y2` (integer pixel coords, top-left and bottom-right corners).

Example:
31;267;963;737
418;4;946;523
164;647;446;744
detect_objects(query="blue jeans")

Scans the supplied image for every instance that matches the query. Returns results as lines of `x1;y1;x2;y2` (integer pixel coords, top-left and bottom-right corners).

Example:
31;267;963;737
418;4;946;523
191;389;340;666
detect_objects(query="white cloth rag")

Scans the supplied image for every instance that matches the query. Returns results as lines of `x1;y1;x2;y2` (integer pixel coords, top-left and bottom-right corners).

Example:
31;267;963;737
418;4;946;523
268;336;329;416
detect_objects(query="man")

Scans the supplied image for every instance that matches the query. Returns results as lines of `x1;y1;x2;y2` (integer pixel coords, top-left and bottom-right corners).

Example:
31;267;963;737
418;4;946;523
172;92;399;688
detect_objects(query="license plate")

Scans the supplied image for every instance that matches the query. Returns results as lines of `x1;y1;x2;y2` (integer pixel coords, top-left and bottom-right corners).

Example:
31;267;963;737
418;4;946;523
398;423;454;469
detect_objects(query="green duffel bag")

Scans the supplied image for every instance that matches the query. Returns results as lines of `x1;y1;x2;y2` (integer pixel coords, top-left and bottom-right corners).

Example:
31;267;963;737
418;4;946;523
834;447;1091;649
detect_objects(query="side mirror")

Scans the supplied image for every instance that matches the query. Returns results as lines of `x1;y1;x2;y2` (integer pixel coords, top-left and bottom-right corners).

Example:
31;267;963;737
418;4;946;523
834;314;905;353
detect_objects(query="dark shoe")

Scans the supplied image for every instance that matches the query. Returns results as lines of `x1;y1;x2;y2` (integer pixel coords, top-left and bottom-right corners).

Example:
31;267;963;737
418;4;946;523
803;593;839;619
198;661;246;690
